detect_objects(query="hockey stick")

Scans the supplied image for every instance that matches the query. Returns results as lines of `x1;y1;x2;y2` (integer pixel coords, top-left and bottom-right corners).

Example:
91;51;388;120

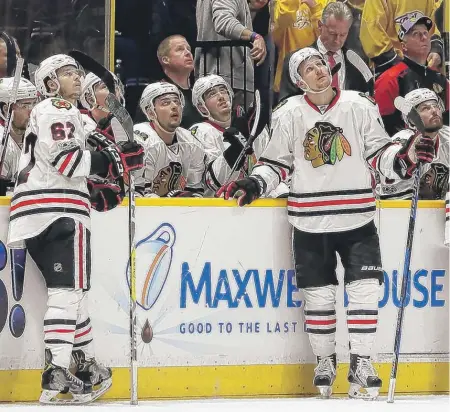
0;57;24;180
68;50;138;405
387;96;426;403
224;89;261;184
346;50;374;95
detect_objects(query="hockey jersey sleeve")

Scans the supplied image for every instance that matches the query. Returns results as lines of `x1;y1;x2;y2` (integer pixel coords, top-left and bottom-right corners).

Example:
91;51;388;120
34;105;92;179
251;109;294;195
185;139;207;194
193;126;241;192
360;100;403;181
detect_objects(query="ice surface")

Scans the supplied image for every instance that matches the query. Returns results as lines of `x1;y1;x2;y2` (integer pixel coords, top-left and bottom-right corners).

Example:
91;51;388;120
0;396;448;412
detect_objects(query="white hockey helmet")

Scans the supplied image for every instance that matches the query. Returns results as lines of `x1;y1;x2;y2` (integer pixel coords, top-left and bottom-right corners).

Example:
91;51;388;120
192;74;233;117
139;81;184;121
289;47;331;93
0;77;38;121
80;71;126;110
34;54;82;98
402;88;444;129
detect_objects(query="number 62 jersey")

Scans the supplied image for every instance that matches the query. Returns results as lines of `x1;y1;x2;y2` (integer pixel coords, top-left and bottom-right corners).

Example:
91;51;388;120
7;98;93;248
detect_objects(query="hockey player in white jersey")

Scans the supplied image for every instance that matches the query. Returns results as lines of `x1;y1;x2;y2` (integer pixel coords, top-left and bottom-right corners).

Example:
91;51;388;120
80;71;125;141
7;54;144;404
218;48;435;400
378;89;449;200
190;74;288;197
134;82;206;197
0;77;37;193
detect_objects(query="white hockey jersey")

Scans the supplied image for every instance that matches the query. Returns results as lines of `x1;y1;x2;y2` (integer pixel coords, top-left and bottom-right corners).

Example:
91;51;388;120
0;121;22;184
251;90;403;233
81;112;97;135
8;98;92;247
189;121;289;198
133;122;206;197
377;126;449;200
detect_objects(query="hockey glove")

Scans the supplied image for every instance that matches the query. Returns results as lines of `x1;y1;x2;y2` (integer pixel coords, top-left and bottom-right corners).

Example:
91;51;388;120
216;176;263;206
87;179;125;212
101;141;144;180
394;133;435;179
166;190;203;198
87;131;114;152
223;127;253;169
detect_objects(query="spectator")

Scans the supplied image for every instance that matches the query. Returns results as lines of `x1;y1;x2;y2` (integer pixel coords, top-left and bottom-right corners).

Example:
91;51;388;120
360;0;443;75
374;12;449;136
279;1;373;100
377;88;448;200
272;0;327;99
157;34;204;129
195;0;267;107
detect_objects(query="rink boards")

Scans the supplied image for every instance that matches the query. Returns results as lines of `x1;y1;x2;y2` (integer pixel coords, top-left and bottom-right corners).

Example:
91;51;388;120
0;198;448;401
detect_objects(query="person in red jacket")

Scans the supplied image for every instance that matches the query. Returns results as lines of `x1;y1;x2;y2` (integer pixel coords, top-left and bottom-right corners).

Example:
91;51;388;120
374;11;449;136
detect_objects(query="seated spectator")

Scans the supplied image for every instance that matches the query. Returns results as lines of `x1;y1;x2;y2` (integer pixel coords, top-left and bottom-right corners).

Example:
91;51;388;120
157;34;204;129
133;82;206;197
279;1;373;101
272;0;326;99
80;72;125;141
190;74;289;197
0;77;38;194
195;0;267;105
360;0;443;75
374;12;449;136
377;88;448;200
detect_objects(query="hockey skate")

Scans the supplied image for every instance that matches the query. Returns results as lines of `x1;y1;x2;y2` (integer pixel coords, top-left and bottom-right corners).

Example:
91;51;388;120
313;353;337;398
347;354;382;400
39;363;93;404
72;350;112;402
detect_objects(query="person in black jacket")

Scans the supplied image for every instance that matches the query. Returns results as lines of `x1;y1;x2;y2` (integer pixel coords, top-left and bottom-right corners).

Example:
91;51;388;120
278;2;373;102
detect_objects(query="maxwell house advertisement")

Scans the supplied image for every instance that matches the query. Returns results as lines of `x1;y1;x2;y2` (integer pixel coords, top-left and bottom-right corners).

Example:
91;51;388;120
0;204;447;369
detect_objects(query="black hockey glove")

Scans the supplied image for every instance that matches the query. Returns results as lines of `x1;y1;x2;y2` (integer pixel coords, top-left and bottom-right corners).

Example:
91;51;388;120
223;127;253;169
87;179;125;212
100;141;144;180
216;176;264;206
87;131;114;152
394;133;435;179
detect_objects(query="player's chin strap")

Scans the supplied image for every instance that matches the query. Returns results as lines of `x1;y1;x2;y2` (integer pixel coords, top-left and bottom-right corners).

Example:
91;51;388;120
297;63;340;95
149;114;176;136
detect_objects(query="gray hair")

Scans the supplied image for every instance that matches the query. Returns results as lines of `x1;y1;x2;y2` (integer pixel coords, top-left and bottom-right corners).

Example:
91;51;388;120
321;2;353;24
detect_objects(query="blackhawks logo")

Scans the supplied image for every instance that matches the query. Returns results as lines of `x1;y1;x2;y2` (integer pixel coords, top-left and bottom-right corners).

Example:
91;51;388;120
51;98;72;110
303;122;351;168
152;161;185;196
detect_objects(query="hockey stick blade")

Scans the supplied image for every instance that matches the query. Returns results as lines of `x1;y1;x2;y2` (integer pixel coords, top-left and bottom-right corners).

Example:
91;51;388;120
394;96;427;134
346;50;373;83
106;94;134;142
68;50;115;94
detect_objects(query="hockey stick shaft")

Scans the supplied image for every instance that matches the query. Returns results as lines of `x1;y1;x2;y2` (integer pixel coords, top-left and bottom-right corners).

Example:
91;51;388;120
387;163;422;403
224;90;261;184
68;50;138;404
0;57;24;178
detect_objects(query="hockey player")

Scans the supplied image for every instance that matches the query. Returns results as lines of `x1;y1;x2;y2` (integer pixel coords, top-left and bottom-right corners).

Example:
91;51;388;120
80;71;125;140
378;89;448;200
0;77;37;193
134;82;206;197
218;48;435;399
190;74;288;197
7;54;144;404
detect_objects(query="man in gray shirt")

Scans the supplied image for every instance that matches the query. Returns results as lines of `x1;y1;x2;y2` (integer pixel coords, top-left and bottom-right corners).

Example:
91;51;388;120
195;0;267;102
